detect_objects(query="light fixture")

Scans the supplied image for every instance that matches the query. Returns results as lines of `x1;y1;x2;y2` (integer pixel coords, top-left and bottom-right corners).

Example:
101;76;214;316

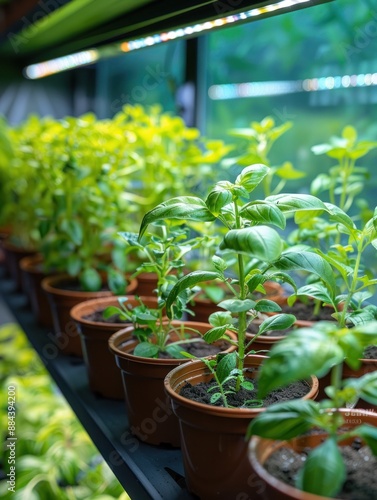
24;0;330;79
208;72;377;100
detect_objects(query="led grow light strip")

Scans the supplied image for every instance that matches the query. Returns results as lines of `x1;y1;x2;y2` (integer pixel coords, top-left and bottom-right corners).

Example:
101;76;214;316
25;0;317;79
208;73;377;99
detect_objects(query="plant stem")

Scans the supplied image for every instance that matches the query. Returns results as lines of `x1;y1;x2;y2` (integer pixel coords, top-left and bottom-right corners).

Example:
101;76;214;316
234;200;246;391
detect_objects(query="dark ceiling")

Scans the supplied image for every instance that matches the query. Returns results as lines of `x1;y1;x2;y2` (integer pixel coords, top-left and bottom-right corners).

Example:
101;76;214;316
0;0;334;68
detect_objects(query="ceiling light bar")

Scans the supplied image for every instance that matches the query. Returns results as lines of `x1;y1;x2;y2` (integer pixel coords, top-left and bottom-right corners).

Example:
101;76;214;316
24;0;321;79
208;73;377;99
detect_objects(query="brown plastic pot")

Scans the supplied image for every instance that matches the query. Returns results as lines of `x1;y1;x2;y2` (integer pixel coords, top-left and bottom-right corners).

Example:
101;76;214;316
133;272;158;296
41;274;137;357
2;239;36;291
108;321;237;447
248;408;377;500
164;355;319;500
70;295;158;399
19;254;54;327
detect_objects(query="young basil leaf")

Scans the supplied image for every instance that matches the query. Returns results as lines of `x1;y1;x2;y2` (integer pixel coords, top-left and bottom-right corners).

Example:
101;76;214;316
239;201;286;229
133;342;159;358
205;186;233;216
165;344;189;359
254;299;282;313
257;314;296;335
235;164;269;192
257;327;343;398
274;250;336;296
139;197;215;238
296;438;345;498
203;326;228;344
102;306;123;320
220;226;283;263
166;271;222;317
247;400;318;440
344;372;377;406
208;311;234;327
218;298;256;313
265;193;328;213
108;269;126;295
80;268;102;292
216;352;237;384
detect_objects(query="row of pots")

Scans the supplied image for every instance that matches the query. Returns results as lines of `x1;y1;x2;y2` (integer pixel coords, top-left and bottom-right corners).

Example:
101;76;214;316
2;244;377;499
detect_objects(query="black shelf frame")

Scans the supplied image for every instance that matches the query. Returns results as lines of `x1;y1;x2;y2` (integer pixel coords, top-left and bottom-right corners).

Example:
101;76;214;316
0;269;195;500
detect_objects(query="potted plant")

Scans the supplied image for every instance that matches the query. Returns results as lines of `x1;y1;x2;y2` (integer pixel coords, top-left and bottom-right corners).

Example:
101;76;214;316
247;319;377;499
139;163;330;498
70;295;158;400
108;222;237;446
270;195;377;403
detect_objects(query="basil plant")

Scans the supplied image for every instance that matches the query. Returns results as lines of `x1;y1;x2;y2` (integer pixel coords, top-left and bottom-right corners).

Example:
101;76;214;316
248;320;377;498
139;163;332;396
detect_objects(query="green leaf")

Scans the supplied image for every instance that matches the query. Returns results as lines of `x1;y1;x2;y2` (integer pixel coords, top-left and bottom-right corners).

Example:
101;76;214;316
240;201;286;229
208;311;233;327
295;283;334;305
235;164;269;192
274;250;336;296
247;400;319;440
216;352;237;384
344;372;377;406
102;306;122;319
297;438;345;497
212;255;228;273
203;326;228;344
220;226;283;263
265;193;328;213
133;342;159;358
257;325;343;398
205;185;233;216
139;197;215;238
61;219;83;245
108;269;126;294
165;344;189;359
67;254;82;276
254;299;282;313
218;298;256;313
257;314;296;335
166;271;222;317
80;268;102;292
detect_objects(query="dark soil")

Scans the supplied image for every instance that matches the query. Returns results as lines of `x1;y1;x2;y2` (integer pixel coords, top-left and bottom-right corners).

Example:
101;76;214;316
246;322;296;338
179;369;311;408
363;345;377;360
279;301;337;322
264;439;377;500
83;309;130;324
158;340;232;359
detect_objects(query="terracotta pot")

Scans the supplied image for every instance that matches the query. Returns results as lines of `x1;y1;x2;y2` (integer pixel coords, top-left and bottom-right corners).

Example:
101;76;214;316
248;408;377;500
133;272;158;296
2;239;36;291
41;274;137;357
108;321;237;447
19;254;54;327
164;355;319;499
70;295;158;399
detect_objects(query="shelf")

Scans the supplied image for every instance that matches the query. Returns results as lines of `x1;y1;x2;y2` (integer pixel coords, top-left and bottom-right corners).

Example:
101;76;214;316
0;268;195;500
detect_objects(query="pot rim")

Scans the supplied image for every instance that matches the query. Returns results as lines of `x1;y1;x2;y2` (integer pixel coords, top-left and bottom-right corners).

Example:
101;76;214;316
164;354;319;417
108;320;238;366
19;253;45;273
41;273;137;298
248;408;377;500
70;294;158;327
